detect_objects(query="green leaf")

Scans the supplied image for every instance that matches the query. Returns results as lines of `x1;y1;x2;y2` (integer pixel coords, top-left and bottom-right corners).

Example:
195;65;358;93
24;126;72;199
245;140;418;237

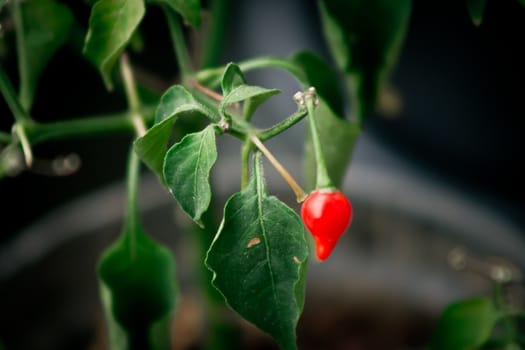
163;125;217;225
152;0;201;28
15;0;73;110
98;225;177;349
519;0;525;8
219;63;280;120
290;51;345;117
220;85;280;120
303;100;361;190
318;0;411;121
288;51;360;189
134;85;213;178
221;63;246;96
467;0;487;26
429;297;498;350
206;153;309;350
83;0;145;90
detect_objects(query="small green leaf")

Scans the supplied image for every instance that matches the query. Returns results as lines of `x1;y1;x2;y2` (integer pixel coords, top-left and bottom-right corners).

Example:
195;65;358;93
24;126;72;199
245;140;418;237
429;297;498;350
318;0;411;121
163;125;217;225
221;63;246;96
83;0;145;89
206;153;309;350
152;0;201;28
134;85;213;178
519;0;525;8
15;0;74;110
220;85;280;120
467;0;487;26
220;63;281;120
290;51;345;117
98;225;177;349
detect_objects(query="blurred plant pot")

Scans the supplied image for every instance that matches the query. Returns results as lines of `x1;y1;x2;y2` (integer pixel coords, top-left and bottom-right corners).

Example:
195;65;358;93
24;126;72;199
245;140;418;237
0;158;523;350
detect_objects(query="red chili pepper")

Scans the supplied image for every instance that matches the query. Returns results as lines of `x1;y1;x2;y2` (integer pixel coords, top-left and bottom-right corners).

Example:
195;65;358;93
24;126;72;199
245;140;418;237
301;189;352;261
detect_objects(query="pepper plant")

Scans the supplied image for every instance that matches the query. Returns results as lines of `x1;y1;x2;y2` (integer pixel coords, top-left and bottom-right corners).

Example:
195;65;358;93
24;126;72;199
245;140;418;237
0;0;523;349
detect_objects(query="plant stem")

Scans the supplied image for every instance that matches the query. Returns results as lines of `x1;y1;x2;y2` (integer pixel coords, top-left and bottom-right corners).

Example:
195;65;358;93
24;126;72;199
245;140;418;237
196;56;306;88
0;66;31;123
10;0;30;111
0;66;34;166
250;135;307;202
259;108;308;141
190;80;223;101
306;93;332;189
125;146;141;254
164;6;193;82
24;107;154;145
120;54;147;137
240;139;253;189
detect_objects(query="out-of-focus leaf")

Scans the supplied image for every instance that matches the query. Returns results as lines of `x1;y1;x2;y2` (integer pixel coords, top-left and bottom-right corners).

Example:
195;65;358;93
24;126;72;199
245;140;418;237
83;0;145;89
15;0;73;110
98;223;177;350
206;153;309;350
152;0;201;28
290;51;345;117
290;51;361;189
467;0;487;26
318;0;411;120
429;297;497;350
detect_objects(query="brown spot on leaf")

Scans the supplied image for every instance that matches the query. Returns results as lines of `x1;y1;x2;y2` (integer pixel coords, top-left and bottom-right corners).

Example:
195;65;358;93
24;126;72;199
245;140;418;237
293;256;301;264
247;237;261;248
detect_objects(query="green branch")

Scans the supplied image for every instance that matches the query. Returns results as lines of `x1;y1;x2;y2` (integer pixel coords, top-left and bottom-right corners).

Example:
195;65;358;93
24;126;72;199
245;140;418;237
24;106;154;145
196;56;306;88
10;0;30;111
305;91;332;189
258;108;308;141
125;145;141;235
120;54;146;136
164;6;193;82
0;66;31;123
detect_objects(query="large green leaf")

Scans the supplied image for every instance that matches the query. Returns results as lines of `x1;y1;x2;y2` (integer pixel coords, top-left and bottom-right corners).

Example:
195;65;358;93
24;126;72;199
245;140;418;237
290;51;345;117
152;0;201;28
318;0;411;120
206;153;309;350
15;0;73;110
429;297;497;350
303;100;361;190
83;0;145;89
467;0;487;26
98;225;177;350
134;85;213;178
291;52;361;190
163;125;217;225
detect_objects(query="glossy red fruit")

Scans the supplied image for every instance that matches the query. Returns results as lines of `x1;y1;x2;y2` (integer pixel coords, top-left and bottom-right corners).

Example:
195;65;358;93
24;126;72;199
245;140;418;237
301;190;352;261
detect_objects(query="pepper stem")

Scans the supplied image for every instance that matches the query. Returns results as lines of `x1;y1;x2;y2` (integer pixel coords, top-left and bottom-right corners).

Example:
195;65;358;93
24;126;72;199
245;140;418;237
250;135;307;202
300;87;333;189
